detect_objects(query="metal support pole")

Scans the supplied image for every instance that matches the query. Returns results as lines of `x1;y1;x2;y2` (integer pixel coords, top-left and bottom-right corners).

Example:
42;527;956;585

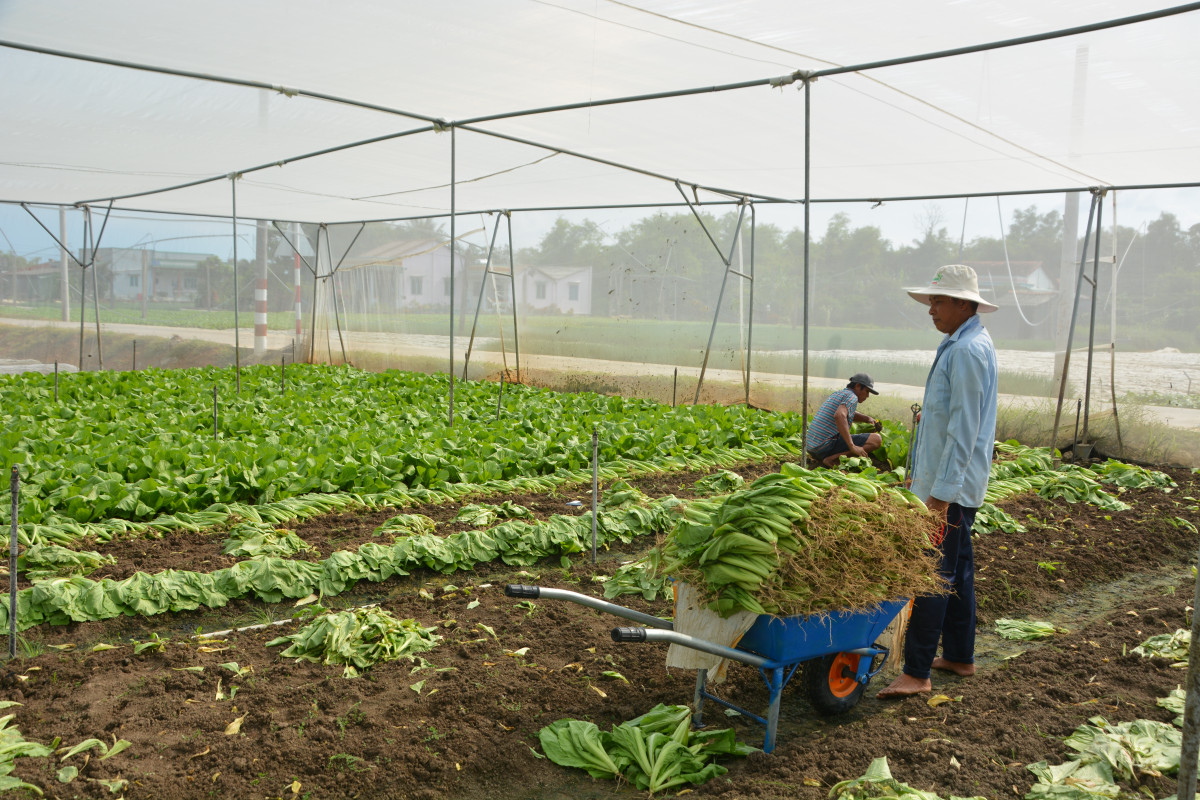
8;466;17;659
83;206;107;371
132;340;137;371
327;235;350;365
1081;196;1104;443
1080;398;1089;460
78;212;89;370
1049;191;1101;459
309;226;322;365
507;213;521;383
230;177;242;394
91;253;103;369
591;426;599;565
59;206;70;322
333;224;365;362
140;247;148;321
1178;545;1200;800
1110;340;1124;455
213;385;219;440
801;76;813;466
293;222;304;340
744;205;756;405
463;214;505;380
281;356;286;392
54;360;59;402
691;199;748;406
904;403;920;476
448;125;457;427
672;368;678;408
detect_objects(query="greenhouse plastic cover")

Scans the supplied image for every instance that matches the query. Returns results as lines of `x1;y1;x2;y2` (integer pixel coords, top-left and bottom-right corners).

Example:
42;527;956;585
1;0;1199;224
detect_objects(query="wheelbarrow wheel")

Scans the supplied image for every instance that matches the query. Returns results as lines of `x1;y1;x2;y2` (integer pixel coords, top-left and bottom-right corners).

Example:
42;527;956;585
802;652;866;715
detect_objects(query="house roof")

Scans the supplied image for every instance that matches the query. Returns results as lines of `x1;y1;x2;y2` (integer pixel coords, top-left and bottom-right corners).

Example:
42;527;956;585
966;261;1045;275
524;266;591;281
342;239;447;270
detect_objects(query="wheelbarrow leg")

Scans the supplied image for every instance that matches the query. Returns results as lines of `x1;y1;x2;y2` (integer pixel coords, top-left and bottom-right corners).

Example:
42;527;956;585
765;666;783;754
692;669;708;728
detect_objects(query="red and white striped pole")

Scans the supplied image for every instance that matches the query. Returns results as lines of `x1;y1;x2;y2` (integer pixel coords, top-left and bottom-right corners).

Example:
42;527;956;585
255;276;269;352
254;220;269;356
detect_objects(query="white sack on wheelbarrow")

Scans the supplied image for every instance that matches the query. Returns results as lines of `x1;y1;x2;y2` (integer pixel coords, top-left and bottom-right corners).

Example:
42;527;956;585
666;582;758;684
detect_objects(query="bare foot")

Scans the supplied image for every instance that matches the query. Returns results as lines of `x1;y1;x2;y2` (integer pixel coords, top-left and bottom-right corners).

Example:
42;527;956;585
875;674;931;699
931;657;975;676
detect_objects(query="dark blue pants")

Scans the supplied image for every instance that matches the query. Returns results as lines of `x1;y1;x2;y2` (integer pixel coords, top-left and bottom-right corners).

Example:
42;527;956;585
903;503;977;680
809;432;871;461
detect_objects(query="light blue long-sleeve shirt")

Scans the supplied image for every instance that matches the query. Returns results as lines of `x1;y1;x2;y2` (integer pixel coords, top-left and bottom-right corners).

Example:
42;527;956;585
909;314;998;509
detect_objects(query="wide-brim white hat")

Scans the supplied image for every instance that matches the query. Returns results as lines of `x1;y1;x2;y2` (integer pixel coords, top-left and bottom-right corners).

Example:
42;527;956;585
904;264;999;313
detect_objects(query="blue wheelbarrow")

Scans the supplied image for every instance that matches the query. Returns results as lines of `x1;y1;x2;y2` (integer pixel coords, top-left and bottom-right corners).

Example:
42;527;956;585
505;584;906;753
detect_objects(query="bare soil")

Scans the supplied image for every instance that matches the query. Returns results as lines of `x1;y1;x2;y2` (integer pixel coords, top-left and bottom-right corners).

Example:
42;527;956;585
3;465;1199;800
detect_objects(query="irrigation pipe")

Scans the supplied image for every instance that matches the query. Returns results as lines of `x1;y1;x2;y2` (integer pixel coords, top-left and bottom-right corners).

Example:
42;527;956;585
195;603;379;641
996;197;1053;327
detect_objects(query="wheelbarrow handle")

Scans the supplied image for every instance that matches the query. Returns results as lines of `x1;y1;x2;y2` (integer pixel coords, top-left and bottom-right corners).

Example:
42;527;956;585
504;584;673;630
611;627;769;669
612;627;647;643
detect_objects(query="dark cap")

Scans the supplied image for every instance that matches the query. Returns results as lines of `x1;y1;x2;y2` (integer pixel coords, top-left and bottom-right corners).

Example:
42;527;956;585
848;373;878;395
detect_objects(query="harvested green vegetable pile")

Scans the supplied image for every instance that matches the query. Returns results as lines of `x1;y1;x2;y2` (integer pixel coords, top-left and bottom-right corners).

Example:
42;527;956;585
266;606;442;678
538;703;755;794
995;618;1064;641
830;756;985;800
658;467;944;618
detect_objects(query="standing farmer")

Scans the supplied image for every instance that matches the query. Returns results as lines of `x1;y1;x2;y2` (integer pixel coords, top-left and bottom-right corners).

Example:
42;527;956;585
877;264;998;699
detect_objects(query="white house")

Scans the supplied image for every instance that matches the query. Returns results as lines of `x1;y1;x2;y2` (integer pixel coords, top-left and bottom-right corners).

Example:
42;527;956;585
84;247;209;302
969;260;1059;338
970;261;1057;308
339;238;466;311
517;266;592;315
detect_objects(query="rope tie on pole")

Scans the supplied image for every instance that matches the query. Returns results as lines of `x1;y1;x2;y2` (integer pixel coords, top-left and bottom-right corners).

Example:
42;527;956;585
433;119;451;133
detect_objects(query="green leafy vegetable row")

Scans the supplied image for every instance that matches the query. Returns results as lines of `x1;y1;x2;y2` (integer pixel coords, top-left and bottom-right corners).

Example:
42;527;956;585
0;364;806;526
0;486;680;631
14;429;790;549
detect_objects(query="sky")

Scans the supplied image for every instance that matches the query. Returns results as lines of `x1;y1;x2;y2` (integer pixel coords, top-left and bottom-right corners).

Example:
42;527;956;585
3;186;1198;264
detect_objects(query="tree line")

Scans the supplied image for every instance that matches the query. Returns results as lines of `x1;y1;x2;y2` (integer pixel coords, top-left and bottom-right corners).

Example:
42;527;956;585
509;205;1200;348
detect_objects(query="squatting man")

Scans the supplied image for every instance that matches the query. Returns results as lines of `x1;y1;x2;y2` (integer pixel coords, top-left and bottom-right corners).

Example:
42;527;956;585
806;372;884;468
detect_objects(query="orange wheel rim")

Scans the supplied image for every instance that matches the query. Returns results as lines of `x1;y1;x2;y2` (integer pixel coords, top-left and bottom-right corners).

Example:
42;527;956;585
827;653;861;698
